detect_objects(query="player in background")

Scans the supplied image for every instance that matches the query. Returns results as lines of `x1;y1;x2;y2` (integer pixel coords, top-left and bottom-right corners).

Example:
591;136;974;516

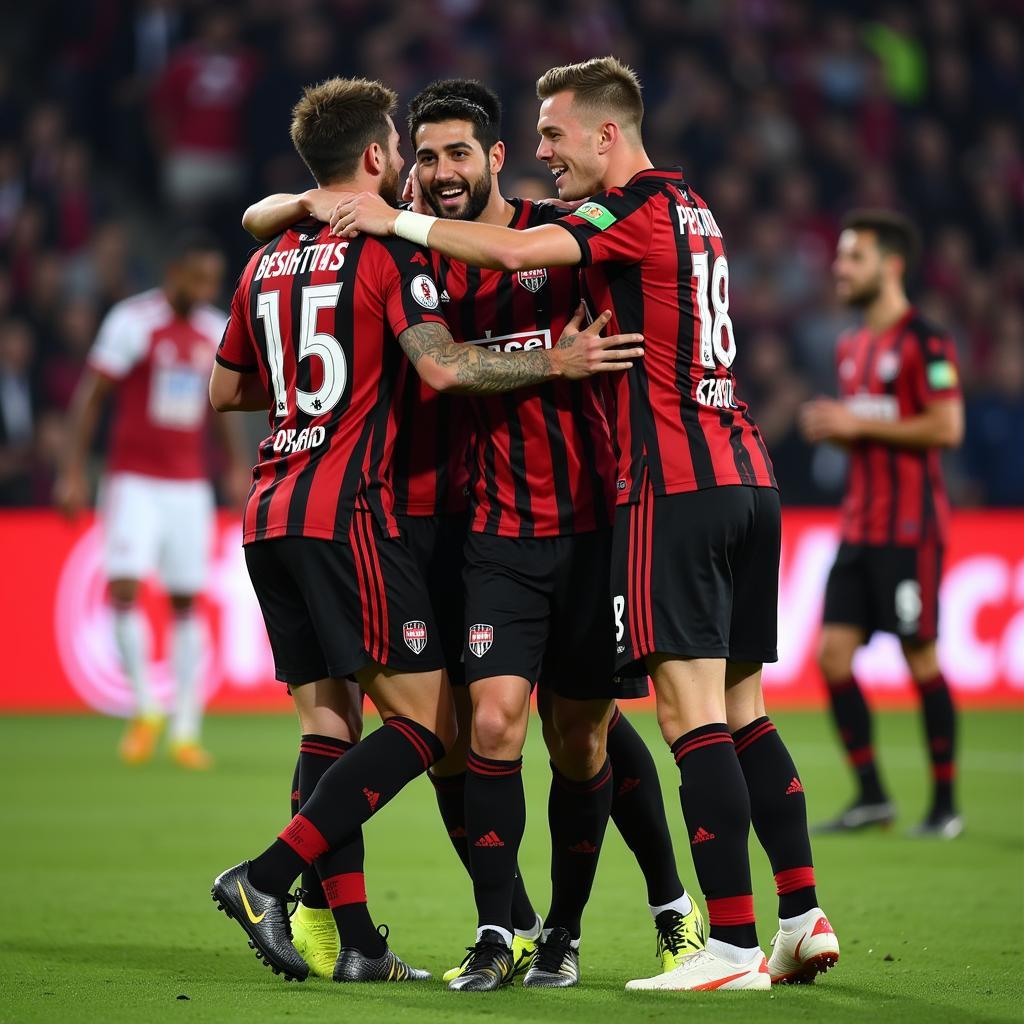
208;76;641;984
801;211;964;839
54;233;250;769
245;78;701;992
335;56;839;992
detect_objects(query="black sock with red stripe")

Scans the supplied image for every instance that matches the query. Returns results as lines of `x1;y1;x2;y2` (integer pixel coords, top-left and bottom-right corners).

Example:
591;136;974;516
607;707;685;905
248;717;444;896
733;717;817;918
544;759;613;939
465;751;526;936
826;676;888;804
295;735;353;909
915;674;957;814
671;724;757;948
318;844;382;956
430;770;537;932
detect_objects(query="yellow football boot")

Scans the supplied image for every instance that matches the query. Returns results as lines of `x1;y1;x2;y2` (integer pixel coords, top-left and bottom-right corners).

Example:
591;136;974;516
118;715;164;765
655;901;706;972
291;903;340;979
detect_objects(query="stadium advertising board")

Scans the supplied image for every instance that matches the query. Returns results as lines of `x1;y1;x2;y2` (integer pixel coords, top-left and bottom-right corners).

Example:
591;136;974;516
1;510;1022;712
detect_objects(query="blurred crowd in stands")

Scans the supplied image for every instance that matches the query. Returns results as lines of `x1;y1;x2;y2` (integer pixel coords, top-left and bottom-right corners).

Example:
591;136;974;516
0;0;1021;507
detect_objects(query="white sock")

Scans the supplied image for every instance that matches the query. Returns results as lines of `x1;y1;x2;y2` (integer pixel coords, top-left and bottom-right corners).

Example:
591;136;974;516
170;611;203;742
707;937;761;965
113;606;157;716
779;907;821;931
514;913;543;941
477;925;513;948
649;892;694;921
540;928;580;949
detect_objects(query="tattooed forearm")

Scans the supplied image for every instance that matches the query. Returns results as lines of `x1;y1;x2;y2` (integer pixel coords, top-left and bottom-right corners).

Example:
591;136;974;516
398;321;555;395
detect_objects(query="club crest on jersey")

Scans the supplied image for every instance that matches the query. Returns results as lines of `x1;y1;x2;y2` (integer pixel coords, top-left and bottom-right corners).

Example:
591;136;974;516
402;620;428;655
516;268;548;293
468;623;493;658
876;351;901;382
411;274;439;309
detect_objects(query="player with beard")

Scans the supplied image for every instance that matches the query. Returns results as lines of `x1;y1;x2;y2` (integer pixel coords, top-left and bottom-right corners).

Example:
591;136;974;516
334;57;839;992
244;79;702;993
800;210;964;839
210;75;641;985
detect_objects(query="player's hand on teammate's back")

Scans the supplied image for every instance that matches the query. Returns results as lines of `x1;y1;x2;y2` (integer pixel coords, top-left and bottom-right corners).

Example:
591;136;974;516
53;465;88;519
800;397;858;445
332;192;399;238
551;307;644;380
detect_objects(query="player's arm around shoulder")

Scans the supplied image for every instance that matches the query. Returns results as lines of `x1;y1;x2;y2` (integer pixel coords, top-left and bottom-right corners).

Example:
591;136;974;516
399;307;643;396
332;191;583;272
242;189;345;241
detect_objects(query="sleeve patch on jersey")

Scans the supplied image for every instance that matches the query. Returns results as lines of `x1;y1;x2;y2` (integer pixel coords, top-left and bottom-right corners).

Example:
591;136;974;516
411;274;440;309
927;360;957;389
575;202;617;230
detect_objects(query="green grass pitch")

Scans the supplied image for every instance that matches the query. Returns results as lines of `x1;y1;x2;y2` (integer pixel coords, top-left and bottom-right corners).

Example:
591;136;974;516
1;709;1021;1023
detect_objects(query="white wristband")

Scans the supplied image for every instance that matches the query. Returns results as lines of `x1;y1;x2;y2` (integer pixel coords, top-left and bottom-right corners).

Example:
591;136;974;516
393;210;436;247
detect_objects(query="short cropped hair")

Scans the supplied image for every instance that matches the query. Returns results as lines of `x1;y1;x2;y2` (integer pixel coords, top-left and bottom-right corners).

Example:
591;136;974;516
290;77;397;185
536;56;643;134
407;79;502;152
842;208;921;274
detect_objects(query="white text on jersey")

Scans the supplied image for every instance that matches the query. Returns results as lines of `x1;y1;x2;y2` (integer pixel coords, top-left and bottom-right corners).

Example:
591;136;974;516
676;204;723;239
255;242;349;281
272;425;327;454
466;328;553;353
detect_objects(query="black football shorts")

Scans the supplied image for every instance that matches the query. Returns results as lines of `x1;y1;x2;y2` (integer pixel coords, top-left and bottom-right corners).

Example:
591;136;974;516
461;529;621;700
611;482;780;675
397;512;468;685
823;540;943;642
244;511;444;686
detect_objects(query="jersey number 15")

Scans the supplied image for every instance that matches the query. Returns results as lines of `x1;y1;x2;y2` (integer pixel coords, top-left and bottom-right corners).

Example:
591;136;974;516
256;283;348;418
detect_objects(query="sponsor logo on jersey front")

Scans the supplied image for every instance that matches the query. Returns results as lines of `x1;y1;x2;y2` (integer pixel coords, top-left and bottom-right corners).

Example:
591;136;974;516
846;392;899;422
516;268;548;293
411;274;440;309
466;328;553;353
468;623;493;658
402;620;427;654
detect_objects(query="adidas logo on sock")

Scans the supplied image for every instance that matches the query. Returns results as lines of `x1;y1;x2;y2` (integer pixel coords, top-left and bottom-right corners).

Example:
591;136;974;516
363;787;381;812
568;840;598;854
690;826;716;845
474;830;505;848
617;777;640;797
786;777;805;795
290;789;301;803
448;826;467;839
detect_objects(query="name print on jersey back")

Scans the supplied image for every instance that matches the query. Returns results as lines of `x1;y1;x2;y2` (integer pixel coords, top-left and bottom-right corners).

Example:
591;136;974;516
216;221;449;544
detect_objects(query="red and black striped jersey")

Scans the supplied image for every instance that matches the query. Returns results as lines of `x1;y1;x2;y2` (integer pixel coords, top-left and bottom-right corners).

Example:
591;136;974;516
389;344;471;517
555;168;776;505
216;221;448;543
836;308;961;546
437;198;616;537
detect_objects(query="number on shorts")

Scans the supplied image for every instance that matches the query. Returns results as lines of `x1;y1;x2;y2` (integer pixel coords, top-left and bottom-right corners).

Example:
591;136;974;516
613;594;626;642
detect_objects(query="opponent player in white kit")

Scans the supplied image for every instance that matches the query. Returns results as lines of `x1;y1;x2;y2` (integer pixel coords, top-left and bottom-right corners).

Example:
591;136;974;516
55;233;250;768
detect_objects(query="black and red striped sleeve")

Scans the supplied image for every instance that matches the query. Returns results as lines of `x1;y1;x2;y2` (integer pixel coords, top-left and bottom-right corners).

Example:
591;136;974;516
906;330;962;406
553;186;654;267
216;257;260;372
372;237;450;338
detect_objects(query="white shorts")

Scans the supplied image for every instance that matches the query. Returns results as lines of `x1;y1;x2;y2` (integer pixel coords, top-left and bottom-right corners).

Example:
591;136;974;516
100;473;215;595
